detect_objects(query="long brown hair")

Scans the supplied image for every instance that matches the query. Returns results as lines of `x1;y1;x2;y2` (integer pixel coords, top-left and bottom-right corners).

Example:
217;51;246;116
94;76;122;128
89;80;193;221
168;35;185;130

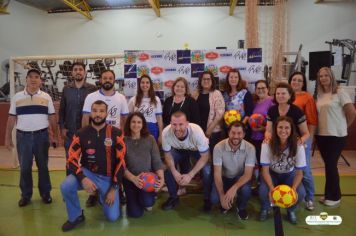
316;67;338;95
224;69;246;93
135;75;157;107
269;116;298;160
124;112;150;138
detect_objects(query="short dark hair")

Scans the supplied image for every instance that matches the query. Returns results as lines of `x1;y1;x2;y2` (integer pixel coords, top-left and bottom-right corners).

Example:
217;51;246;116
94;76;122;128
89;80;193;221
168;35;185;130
26;68;41;77
288;71;307;91
198;71;216;93
171;110;187;120
91;100;108;111
124;112;150;137
100;69;116;79
71;62;86;71
227;120;246;133
273;82;295;104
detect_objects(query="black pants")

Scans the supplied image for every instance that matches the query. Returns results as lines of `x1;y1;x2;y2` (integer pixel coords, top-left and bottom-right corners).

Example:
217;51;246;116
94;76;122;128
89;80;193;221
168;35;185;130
315;135;347;201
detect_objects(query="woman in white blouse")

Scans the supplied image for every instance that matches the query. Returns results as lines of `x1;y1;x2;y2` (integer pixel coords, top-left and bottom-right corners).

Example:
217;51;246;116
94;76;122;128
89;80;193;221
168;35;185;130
315;67;355;207
128;75;163;144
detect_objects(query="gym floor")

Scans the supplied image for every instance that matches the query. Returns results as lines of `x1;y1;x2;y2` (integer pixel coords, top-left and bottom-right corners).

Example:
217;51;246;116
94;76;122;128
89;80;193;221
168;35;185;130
0;147;355;236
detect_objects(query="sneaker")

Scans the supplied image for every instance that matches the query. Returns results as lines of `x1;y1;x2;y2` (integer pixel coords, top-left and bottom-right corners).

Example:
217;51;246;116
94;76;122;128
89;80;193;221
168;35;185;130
161;197;179;211
324;199;341;206
287;211;297;224
41;193;52;204
86;194;98;207
220;207;228;214
305;200;314;211
259;210;268;221
61;211;85;232
237;209;248;220
18;197;30;207
177;187;187;196
145;206;153;211
203;199;212;212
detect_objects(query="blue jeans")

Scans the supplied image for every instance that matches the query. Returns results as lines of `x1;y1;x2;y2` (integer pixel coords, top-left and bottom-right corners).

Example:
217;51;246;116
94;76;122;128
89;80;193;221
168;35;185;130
123;178;156;218
60;168;120;222
165;149;212;200
259;170;305;213
210;176;251;210
16;130;51;199
147;122;159;141
302;138;315;201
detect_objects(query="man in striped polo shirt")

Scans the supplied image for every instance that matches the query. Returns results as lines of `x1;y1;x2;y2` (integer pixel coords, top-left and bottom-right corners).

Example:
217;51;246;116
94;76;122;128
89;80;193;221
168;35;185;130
5;68;58;207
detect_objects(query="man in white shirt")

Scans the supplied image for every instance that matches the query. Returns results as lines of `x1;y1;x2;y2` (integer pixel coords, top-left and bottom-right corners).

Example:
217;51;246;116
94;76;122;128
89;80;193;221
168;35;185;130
161;111;212;211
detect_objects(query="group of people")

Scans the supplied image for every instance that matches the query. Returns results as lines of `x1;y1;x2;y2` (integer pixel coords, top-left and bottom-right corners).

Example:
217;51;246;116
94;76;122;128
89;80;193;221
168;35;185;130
4;62;355;231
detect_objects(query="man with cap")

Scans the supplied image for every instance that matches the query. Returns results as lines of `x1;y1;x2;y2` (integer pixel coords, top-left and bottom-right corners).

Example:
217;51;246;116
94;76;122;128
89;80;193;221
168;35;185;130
5;68;58;207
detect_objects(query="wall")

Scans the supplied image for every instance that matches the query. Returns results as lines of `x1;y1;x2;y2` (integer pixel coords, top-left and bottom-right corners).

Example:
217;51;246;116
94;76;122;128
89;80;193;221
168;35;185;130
1;0;356;86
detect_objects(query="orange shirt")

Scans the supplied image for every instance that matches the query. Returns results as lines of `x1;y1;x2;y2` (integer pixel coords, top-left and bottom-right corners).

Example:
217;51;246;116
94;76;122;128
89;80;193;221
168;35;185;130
293;92;318;126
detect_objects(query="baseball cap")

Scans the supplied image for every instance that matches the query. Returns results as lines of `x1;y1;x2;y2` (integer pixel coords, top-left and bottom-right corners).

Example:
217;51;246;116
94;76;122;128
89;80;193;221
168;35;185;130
26;68;41;76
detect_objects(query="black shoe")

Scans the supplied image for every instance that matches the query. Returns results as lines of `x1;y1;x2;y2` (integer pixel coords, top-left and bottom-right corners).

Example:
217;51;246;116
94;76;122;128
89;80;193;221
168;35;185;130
86;194;98;207
287;211;297;224
203;199;212;212
62;211;85;232
161;197;179;211
41;193;52;204
237;209;248;220
18;197;30;207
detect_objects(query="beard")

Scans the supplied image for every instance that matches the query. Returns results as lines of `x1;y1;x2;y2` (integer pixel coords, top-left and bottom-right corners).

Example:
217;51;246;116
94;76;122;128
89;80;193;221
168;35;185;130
102;82;114;91
74;75;84;82
90;117;106;126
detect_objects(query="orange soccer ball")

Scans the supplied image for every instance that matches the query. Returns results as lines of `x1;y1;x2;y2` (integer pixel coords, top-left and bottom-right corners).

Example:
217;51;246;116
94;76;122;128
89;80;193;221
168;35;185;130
271;185;298;208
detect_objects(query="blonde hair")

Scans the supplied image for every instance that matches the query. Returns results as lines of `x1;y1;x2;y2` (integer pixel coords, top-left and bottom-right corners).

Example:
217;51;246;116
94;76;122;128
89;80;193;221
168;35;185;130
316;67;338;95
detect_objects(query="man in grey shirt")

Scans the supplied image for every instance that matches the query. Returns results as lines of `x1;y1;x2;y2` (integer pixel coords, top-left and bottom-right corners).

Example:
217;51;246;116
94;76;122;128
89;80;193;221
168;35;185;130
211;121;256;220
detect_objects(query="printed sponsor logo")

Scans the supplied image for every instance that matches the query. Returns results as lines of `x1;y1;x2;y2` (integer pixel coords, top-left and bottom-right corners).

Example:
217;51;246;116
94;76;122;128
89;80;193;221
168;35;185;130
151;67;164;75
191;51;204;63
247;48;262;63
165;68;177;72
86;149;95;155
305;212;342;225
205;52;219;60
151;54;163;59
219;65;233;73
220;53;233;57
138;53;150;61
164;80;174;88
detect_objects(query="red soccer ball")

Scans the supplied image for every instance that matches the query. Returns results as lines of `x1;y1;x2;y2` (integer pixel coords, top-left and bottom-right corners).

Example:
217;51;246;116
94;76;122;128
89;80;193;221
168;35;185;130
248;113;266;129
140;172;158;192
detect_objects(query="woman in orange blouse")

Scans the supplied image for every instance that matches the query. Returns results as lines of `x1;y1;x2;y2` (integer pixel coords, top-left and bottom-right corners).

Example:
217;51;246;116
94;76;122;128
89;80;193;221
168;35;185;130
288;71;317;211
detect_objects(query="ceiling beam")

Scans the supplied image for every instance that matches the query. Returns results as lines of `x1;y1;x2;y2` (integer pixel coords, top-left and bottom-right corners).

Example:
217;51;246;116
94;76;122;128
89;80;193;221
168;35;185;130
148;0;160;17
62;0;92;20
314;0;324;3
229;0;238;16
0;0;10;14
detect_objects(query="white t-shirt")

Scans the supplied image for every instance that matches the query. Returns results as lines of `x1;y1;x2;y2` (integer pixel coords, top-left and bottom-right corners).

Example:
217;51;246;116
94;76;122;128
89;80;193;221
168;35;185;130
260;143;306;174
83;90;129;128
316;89;352;137
128;96;162;123
162;123;209;153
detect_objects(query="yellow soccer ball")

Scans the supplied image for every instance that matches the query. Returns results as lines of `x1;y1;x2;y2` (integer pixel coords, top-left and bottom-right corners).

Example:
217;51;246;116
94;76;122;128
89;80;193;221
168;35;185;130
271;185;298;208
224;110;241;126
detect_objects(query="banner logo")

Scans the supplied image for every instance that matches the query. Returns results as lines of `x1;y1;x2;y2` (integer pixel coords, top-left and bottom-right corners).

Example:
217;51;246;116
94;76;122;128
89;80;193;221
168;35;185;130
206;52;219;60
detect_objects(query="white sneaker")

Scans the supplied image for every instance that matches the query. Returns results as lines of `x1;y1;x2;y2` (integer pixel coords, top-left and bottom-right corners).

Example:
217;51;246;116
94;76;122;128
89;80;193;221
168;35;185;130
305;200;314;211
145;206;153;211
324;199;341;206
